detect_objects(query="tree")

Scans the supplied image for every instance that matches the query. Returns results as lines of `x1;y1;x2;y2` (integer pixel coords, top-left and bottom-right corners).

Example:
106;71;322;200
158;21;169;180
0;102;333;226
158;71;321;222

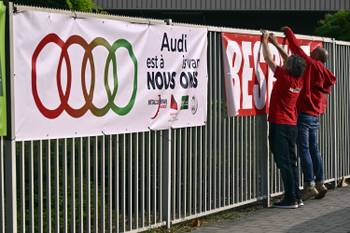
315;10;350;41
12;0;95;12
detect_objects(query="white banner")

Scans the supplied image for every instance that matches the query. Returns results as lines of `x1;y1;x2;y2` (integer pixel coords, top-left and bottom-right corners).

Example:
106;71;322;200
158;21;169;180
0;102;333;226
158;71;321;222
13;10;208;140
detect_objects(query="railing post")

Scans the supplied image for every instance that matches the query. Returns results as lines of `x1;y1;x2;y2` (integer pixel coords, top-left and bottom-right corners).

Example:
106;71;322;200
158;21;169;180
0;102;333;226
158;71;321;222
162;18;173;229
162;129;172;228
263;117;270;207
332;38;338;189
4;139;16;233
4;2;17;233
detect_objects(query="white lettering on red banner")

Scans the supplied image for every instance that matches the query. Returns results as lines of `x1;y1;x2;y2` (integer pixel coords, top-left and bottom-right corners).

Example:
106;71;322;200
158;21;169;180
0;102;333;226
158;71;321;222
222;32;322;116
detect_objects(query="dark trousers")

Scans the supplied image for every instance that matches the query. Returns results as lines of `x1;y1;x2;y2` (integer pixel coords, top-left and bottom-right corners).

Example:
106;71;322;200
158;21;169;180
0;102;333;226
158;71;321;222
297;113;324;184
269;123;301;202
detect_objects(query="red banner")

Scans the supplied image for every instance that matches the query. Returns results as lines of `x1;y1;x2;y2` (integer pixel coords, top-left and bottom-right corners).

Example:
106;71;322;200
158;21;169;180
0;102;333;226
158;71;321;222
222;32;322;116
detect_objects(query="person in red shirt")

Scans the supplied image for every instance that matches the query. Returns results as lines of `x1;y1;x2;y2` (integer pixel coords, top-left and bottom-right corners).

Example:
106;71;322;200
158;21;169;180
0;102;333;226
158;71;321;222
282;26;336;200
262;31;307;208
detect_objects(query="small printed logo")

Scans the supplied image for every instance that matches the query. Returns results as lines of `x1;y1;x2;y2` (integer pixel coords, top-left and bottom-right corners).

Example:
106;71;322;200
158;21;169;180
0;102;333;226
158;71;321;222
149;95;167;119
190;96;198;115
180;95;189;110
170;95;178;110
148;97;167;108
289;87;301;93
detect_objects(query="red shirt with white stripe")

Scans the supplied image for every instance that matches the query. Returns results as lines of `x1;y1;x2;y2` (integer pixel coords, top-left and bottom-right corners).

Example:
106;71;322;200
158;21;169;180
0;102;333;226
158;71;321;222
268;66;304;125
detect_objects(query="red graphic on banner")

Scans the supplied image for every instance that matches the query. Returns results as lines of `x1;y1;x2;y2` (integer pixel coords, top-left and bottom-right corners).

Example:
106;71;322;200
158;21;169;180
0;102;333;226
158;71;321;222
222;32;322;117
170;95;178;110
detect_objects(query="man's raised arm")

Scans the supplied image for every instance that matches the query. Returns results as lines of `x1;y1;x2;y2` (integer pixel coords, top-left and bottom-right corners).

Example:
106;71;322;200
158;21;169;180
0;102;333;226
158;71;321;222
282;26;310;62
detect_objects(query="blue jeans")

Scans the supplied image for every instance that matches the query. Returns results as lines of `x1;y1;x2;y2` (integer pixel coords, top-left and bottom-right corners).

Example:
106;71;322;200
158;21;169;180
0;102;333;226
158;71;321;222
297;113;324;185
269;123;301;202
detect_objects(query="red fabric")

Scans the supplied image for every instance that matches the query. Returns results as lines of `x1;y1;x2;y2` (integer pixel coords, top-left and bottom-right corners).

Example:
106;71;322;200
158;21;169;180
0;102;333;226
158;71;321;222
283;27;336;116
268;66;304;125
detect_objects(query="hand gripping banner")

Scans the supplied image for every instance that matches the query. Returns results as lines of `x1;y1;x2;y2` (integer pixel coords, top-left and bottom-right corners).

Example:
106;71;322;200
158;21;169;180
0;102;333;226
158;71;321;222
222;32;321;117
13;10;208;140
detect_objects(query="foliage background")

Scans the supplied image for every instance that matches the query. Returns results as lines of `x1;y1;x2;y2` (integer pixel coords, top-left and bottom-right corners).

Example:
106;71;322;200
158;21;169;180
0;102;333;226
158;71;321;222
11;0;95;12
315;10;350;41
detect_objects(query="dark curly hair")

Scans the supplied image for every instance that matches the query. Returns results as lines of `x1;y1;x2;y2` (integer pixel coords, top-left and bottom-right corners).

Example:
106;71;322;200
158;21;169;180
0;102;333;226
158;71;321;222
285;55;307;77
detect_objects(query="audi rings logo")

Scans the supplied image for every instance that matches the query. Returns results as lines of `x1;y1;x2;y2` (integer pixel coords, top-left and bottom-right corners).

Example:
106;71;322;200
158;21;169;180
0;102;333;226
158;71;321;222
32;33;138;119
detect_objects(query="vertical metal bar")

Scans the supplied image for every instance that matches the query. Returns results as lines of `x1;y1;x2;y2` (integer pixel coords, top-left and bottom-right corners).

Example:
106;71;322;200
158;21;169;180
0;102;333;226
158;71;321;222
30;141;34;233
162;129;171;228
122;135;126;232
141;133;145;227
188;129;192;214
217;32;222;208
102;136;105;233
135;134;139;229
208;32;213;210
94;136;98;233
47;140;51;233
227;118;230;205
199;127;203;212
0;138;5;233
249;116;252;199
63;139;67;233
21;142;25;233
55;140;59;233
183;130;187;216
39;141;43;233
5;3;17;233
86;138;91;233
240;118;244;202
171;131;176;220
159;132;163;222
4;138;17;233
193;128;198;214
115;135;120;233
78;138;83;233
147;133;151;226
332;39;338;188
266;122;271;207
108;136;112;233
232;118;235;204
153;132;157;223
71;139;75;233
177;131;181;217
128;134;133;230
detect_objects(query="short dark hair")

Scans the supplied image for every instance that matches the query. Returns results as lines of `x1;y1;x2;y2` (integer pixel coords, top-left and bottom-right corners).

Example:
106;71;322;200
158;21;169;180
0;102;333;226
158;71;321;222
286;55;307;77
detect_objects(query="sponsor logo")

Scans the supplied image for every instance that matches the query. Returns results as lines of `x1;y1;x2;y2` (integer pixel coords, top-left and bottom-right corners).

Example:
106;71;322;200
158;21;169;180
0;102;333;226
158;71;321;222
149;95;167;119
289;87;301;93
148;97;167;108
32;33;138;119
190;96;198;115
180;95;189;110
170;94;178;110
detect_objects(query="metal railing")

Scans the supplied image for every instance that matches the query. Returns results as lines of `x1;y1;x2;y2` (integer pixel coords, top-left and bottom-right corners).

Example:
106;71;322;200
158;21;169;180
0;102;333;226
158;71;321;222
0;4;349;233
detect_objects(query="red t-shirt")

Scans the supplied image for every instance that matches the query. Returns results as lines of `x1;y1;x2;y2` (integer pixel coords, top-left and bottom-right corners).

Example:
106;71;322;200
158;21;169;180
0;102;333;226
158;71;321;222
268;66;304;125
284;27;336;116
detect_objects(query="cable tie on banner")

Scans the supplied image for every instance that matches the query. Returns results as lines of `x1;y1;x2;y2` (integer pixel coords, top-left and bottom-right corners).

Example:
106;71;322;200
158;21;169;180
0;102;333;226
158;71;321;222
102;131;107;136
72;11;77;20
164;18;173;25
13;6;17;13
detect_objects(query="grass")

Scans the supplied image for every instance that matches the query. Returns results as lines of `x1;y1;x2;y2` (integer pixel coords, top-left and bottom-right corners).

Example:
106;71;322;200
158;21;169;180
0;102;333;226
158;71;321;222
144;203;264;233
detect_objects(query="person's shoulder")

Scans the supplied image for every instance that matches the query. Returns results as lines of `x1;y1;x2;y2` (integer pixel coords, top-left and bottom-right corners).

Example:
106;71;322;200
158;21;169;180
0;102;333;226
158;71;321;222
274;66;286;75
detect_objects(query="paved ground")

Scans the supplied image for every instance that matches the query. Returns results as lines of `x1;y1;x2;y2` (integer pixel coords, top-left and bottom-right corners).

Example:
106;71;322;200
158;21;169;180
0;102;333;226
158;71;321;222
191;186;350;233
